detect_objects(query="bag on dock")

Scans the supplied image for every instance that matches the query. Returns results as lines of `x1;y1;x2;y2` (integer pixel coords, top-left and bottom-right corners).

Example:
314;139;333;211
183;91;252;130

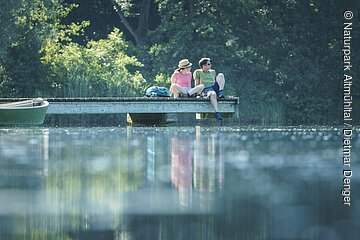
145;86;170;97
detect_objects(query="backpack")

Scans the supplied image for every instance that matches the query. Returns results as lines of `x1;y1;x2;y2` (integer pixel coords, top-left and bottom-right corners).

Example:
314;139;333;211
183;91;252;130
145;86;170;97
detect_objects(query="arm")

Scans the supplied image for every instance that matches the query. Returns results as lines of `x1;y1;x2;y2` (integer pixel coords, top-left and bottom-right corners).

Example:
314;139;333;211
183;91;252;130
193;70;200;86
171;72;177;84
195;78;200;86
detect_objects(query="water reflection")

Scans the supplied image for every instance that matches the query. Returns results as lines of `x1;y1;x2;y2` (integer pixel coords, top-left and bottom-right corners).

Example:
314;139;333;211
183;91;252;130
171;127;224;212
0;127;359;239
171;134;193;210
193;126;224;212
0;129;49;190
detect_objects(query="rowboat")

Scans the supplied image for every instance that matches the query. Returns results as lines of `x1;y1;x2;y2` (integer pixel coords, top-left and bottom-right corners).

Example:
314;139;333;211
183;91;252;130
0;98;49;125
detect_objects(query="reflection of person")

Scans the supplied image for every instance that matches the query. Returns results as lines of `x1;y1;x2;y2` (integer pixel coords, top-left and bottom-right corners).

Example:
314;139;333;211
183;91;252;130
193;127;225;211
171;136;193;209
170;59;204;98
193;58;225;120
170;129;225;212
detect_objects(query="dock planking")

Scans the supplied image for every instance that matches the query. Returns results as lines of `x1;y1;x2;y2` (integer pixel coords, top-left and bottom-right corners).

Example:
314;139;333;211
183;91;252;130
0;97;239;117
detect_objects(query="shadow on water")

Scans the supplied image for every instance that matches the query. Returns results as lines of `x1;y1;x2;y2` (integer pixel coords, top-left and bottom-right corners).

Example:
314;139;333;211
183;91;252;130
43;113;274;127
0;126;359;239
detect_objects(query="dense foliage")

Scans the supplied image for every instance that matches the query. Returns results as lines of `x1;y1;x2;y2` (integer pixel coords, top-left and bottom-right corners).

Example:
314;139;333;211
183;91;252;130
42;28;145;97
0;0;358;124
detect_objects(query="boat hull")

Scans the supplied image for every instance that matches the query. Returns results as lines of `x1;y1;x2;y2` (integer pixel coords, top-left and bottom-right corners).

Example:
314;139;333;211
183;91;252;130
0;101;49;125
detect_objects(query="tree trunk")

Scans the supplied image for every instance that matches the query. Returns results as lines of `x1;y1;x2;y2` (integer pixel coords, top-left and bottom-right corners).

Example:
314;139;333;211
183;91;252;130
189;0;194;22
111;0;151;46
135;0;151;46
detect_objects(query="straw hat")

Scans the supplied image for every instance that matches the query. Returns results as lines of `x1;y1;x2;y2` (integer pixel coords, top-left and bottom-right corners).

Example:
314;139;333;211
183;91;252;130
178;59;192;69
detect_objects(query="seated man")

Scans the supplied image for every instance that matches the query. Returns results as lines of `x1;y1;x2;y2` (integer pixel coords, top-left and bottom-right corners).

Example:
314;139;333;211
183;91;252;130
193;58;225;120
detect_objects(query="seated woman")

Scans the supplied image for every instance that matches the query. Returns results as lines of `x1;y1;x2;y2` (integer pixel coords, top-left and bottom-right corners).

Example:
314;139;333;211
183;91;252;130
170;59;204;98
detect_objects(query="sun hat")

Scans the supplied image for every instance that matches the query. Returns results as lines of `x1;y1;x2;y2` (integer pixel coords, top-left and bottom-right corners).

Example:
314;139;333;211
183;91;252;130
178;59;192;70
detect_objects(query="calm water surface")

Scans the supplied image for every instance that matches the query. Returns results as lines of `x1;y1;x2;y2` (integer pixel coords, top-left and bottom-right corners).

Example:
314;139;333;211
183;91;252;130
0;126;359;240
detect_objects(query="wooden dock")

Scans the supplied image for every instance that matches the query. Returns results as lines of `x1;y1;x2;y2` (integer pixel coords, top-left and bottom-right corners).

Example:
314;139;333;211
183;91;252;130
0;97;239;123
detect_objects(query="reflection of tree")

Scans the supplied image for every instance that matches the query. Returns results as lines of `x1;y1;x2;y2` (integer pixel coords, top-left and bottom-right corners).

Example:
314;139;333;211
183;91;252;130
0;130;51;238
0;130;48;189
41;130;146;238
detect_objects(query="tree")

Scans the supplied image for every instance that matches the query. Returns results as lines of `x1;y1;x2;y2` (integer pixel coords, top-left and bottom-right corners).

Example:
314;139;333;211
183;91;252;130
42;28;146;97
1;0;358;123
145;0;359;123
111;0;152;46
0;0;79;97
0;1;20;59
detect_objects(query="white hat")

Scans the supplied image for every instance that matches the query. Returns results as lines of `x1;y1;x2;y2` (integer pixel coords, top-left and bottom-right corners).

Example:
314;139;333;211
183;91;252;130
178;59;192;69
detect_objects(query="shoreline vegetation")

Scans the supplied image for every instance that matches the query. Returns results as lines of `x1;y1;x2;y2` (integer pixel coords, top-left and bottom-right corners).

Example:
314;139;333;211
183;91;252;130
1;0;359;125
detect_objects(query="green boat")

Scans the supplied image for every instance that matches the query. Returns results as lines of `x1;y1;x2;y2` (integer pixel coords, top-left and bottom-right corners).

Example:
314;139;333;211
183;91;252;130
0;98;49;125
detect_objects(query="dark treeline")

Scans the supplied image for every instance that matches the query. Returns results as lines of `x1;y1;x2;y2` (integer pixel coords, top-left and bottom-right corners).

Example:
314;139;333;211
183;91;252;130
0;0;358;124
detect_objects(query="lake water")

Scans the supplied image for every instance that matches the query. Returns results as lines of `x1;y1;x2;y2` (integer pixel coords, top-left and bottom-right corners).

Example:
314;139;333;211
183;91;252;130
0;126;359;240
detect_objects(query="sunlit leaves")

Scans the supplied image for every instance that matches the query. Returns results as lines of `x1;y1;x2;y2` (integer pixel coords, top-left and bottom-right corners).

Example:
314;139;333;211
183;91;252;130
42;28;145;97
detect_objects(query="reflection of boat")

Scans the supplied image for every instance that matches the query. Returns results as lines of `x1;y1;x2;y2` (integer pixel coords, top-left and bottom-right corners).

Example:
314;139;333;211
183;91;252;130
0;98;49;125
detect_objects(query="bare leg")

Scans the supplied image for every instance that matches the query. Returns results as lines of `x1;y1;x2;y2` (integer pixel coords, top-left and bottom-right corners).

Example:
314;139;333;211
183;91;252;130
208;91;218;112
171;84;187;97
188;84;204;96
170;85;179;98
216;73;225;90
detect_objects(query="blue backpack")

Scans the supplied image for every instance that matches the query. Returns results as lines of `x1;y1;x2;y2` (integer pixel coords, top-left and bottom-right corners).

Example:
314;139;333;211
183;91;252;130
145;86;170;97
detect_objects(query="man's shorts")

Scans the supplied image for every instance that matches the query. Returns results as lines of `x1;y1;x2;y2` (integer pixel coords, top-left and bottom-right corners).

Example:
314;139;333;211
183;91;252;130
202;81;220;96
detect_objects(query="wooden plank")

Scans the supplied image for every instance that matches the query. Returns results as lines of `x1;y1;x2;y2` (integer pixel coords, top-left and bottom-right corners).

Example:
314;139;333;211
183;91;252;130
46;101;237;114
0;97;239;102
0;97;239;116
